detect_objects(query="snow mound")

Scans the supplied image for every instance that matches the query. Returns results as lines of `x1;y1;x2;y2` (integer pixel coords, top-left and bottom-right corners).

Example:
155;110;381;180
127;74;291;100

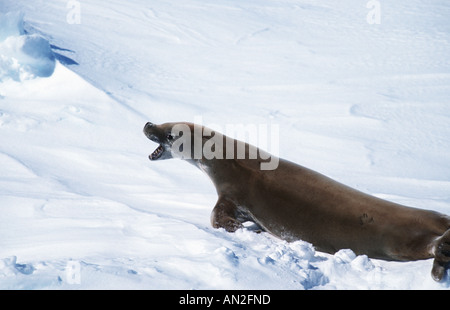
0;12;55;82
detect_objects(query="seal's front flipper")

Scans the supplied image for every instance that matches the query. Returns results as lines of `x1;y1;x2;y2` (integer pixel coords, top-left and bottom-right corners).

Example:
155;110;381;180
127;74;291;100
210;197;243;233
431;229;450;281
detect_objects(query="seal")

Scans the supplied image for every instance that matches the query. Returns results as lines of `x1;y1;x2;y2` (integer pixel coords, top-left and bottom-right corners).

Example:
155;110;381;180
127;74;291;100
143;121;450;281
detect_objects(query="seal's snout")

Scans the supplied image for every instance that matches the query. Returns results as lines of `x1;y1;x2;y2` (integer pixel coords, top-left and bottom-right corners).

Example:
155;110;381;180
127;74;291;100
144;122;154;133
144;122;156;140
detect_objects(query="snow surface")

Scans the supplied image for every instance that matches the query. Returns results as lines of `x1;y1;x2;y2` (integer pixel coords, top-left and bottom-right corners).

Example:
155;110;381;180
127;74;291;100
0;0;450;289
0;12;55;82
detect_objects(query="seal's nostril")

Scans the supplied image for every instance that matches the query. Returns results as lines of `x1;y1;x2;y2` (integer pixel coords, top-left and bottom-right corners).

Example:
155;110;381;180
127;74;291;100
144;122;155;136
144;122;155;133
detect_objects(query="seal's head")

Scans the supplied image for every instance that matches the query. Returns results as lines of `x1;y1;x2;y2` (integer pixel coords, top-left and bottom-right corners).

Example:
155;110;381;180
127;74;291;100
144;121;197;161
143;122;176;161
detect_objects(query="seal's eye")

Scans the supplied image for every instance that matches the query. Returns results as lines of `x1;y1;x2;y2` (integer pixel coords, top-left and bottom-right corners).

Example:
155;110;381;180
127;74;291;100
166;134;174;141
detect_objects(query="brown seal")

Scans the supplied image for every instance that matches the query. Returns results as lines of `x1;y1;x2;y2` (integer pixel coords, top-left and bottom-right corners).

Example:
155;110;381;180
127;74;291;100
143;121;450;281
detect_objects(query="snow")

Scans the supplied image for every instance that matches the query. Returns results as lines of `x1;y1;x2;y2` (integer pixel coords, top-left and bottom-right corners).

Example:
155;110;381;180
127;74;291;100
0;0;450;289
0;12;55;82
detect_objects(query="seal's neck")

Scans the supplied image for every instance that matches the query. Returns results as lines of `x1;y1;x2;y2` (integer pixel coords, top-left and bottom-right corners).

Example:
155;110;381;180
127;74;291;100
185;158;213;174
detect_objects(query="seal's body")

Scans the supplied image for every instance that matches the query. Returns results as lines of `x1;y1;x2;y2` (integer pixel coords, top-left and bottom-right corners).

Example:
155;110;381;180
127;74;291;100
144;121;450;281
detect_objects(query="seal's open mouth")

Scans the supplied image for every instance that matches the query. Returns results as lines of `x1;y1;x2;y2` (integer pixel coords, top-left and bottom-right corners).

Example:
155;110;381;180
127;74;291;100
144;122;173;161
150;145;164;160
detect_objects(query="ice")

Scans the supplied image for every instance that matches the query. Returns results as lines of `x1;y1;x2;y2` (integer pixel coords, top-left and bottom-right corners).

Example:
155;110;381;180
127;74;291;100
0;11;55;81
0;11;24;41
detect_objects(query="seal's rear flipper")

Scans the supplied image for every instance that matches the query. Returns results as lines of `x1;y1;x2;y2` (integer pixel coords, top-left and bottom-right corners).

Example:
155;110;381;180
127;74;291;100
431;229;450;282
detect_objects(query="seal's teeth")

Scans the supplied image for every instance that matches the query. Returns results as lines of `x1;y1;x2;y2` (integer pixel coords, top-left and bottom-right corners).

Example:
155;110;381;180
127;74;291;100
150;145;164;160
